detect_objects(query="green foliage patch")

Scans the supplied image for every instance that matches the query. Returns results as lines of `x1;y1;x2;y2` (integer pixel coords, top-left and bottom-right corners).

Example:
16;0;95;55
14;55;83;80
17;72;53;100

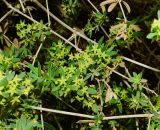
0;0;160;130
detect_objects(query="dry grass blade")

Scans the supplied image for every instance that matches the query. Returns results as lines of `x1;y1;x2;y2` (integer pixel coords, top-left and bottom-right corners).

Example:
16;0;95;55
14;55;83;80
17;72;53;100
108;2;118;12
122;1;131;13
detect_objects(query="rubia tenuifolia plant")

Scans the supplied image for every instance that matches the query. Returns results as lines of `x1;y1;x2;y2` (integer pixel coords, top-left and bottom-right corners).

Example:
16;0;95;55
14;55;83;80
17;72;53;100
30;36;121;129
0;21;51;129
0;52;40;129
15;20;122;129
79;0;159;129
147;10;160;41
15;21;159;130
146;10;160;130
1;0;160;129
61;0;81;18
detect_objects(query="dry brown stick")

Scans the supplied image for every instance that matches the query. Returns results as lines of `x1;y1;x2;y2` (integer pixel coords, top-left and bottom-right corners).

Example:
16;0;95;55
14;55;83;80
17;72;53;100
3;34;14;46
122;56;160;72
2;0;82;52
76;120;94;124
32;0;98;45
147;116;151;130
136;119;140;130
32;43;43;65
124;65;131;77
2;0;37;22
40;101;45;130
117;0;127;22
18;0;26;12
96;78;103;113
45;0;51;26
143;86;158;96
31;106;158;120
53;114;63;130
0;9;13;23
142;47;157;73
107;66;129;80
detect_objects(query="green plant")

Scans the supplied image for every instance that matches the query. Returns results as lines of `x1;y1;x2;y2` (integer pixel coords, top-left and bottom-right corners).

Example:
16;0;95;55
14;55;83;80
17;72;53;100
85;12;109;37
0;35;39;129
1;0;160;129
147;10;160;41
42;38;121;113
61;0;80;17
7;115;40;130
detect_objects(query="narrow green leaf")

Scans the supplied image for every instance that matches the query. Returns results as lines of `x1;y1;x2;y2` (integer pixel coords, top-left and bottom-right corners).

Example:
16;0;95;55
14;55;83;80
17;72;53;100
146;33;156;39
0;77;8;86
88;88;97;95
92;104;100;113
44;122;57;130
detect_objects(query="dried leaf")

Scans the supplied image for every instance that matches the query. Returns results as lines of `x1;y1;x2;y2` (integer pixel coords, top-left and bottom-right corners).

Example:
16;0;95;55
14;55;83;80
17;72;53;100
13;38;20;48
100;0;117;6
116;25;127;40
119;23;127;32
119;62;125;68
108;2;118;12
4;21;9;34
117;33;127;40
0;26;2;33
122;1;131;13
110;23;124;32
105;87;117;102
131;25;141;32
117;29;127;40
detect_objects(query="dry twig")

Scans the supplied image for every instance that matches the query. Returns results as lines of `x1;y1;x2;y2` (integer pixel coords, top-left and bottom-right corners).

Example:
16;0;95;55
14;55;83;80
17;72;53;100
31;106;159;120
